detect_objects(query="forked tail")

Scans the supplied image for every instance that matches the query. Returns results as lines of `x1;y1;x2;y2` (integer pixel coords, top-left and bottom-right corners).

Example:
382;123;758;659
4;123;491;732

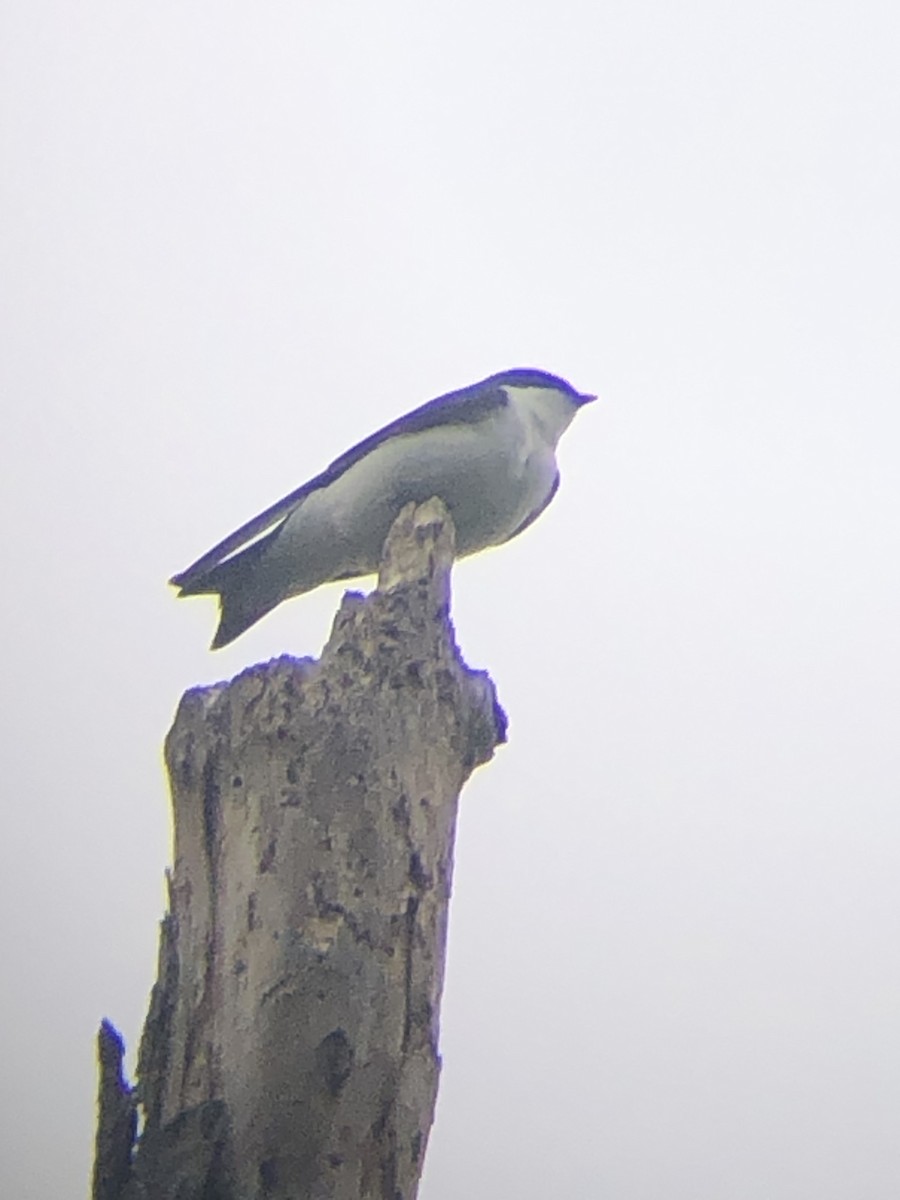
172;532;282;649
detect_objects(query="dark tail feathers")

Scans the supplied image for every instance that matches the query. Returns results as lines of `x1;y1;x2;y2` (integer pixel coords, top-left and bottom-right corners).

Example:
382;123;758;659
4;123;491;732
173;531;282;649
210;590;280;649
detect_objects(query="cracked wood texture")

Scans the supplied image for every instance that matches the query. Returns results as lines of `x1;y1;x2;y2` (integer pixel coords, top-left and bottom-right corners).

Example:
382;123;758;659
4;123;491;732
93;498;506;1200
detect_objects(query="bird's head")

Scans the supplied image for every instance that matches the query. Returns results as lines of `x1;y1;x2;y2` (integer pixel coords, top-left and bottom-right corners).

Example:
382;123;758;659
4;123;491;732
490;367;597;442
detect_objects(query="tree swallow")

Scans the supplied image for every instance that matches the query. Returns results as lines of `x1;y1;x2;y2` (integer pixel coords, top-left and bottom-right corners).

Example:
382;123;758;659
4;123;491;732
171;368;596;648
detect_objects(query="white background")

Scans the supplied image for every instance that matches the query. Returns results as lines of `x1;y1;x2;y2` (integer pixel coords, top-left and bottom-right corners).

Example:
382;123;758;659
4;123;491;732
2;3;899;1196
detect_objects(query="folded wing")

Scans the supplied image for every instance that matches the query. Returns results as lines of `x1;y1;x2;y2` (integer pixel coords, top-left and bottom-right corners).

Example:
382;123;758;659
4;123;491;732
170;381;509;593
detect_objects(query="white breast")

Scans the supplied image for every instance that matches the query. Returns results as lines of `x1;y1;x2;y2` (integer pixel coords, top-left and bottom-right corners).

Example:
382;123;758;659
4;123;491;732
278;389;570;582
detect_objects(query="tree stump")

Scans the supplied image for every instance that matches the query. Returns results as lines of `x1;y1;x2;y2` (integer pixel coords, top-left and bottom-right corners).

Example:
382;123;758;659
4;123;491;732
93;498;506;1200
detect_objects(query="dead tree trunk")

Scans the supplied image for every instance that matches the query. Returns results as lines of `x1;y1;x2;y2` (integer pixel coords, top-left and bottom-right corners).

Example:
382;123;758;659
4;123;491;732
93;498;506;1200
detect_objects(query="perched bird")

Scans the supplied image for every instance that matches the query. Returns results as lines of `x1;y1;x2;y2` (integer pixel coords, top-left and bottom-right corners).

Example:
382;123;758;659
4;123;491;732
171;368;596;648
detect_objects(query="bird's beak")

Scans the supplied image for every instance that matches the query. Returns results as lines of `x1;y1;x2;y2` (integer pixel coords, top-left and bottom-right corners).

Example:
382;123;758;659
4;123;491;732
578;392;598;406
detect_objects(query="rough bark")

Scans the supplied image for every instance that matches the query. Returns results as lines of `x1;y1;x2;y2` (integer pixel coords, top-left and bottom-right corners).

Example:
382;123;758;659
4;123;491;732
93;1020;137;1200
93;498;506;1200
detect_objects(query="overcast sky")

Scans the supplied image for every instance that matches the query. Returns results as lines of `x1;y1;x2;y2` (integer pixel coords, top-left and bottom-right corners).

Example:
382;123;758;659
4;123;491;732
2;3;899;1197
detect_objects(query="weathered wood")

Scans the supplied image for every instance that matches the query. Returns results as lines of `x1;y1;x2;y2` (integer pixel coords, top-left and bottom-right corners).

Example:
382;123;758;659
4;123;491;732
94;498;506;1200
93;1020;137;1200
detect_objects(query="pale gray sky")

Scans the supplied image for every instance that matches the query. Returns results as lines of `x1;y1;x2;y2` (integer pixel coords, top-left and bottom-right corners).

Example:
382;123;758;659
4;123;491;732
2;3;899;1197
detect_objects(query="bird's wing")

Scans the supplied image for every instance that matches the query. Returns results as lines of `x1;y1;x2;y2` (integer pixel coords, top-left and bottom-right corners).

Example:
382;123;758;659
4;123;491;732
170;382;510;590
317;381;509;482
169;482;314;590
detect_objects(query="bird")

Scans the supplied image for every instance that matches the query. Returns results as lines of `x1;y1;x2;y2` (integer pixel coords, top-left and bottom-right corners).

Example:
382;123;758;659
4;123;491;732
170;367;596;648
